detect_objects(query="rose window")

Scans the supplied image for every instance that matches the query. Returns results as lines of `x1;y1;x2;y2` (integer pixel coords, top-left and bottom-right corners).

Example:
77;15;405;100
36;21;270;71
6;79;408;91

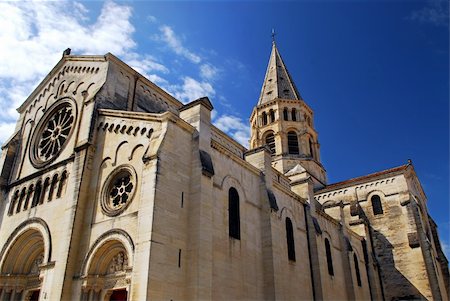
30;99;76;168
110;175;133;208
101;165;137;216
38;106;74;160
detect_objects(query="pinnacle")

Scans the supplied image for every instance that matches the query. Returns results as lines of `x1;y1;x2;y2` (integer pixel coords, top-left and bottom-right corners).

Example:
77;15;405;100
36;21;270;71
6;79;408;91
257;43;302;105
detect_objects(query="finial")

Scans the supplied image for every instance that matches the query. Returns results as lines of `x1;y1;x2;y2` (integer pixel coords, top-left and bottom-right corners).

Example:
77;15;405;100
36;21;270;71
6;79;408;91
407;159;412;165
271;28;276;44
63;48;71;56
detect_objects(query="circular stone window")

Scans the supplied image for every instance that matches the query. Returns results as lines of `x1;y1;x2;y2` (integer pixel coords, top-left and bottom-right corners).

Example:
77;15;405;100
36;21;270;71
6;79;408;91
101;165;137;216
30;99;76;168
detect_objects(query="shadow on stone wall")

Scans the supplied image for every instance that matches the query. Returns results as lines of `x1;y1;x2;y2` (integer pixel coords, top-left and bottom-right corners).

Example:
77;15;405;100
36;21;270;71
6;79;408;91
372;230;427;301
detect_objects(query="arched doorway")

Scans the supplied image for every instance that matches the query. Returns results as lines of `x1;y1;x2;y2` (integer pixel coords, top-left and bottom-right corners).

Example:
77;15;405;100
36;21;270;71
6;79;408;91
0;229;46;300
81;232;133;301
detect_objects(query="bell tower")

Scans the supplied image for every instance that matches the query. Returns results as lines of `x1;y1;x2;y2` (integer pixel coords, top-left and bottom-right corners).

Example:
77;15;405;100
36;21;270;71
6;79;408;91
249;41;327;188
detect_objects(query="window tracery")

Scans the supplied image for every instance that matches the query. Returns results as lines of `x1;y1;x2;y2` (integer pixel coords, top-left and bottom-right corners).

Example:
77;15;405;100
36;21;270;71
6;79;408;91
30;99;76;168
101;165;137;217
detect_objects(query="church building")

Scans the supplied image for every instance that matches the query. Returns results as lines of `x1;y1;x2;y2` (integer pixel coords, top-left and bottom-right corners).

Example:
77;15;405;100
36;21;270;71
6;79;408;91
0;41;448;300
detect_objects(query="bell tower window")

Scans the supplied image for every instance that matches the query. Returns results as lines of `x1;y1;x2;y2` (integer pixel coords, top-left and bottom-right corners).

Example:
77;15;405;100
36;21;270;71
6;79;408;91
265;132;276;155
309;138;315;159
283;108;289;121
287;131;299;155
262;112;268;125
291;108;297;121
269;109;275;123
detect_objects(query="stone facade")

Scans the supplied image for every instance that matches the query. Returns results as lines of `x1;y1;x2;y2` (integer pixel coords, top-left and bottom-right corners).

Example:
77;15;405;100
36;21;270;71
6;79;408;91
0;45;447;301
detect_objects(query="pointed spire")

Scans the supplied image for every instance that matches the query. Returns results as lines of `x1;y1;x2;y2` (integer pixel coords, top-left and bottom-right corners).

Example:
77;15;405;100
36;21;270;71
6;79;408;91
257;41;302;105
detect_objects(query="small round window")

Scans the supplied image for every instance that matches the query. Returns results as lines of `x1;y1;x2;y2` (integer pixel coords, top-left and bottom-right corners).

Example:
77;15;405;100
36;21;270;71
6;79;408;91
30;99;76;168
101;165;137;216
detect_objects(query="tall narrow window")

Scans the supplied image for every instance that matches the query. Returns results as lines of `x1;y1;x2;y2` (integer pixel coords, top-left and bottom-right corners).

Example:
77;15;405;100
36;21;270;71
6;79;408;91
32;181;42;208
24;185;34;210
325;238;334;276
16;188;26;213
283;108;289;121
48;174;58;202
41;178;50;205
371;195;383;215
57;171;67;198
8;191;19;215
291;108;297;121
269;109;275;123
285;217;296;261
229;187;240;239
354;253;362;287
287;131;299;155
262;112;268;125
265;132;276;155
309;138;315;159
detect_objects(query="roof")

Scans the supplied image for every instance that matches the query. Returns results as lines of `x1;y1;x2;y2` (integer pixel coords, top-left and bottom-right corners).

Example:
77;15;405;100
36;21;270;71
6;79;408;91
315;163;410;194
257;42;302;105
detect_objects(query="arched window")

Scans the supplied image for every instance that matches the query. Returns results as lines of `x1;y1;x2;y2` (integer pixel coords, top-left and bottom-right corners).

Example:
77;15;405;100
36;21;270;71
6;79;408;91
32;181;42;208
41;178;50;205
24;185;34;210
291;108;297;121
229;187;240;239
287;131;299;155
309;138;315;159
283;108;289;121
371;195;383;215
354;253;362;287
285;217;296;261
48;174;59;202
325;238;334;276
262;112;268;125
269;109;275;123
57;171;67;198
8;191;19;215
265;132;276;155
16;188;26;213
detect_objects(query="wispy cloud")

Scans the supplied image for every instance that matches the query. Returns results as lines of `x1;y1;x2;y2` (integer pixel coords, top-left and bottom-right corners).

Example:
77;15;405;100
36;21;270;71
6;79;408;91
157;25;201;64
408;0;449;26
214;114;250;147
200;63;220;80
0;1;171;143
168;77;215;103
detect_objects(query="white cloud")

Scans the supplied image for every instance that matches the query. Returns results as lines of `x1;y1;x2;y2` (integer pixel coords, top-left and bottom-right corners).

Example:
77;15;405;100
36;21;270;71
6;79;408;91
0;123;17;144
168;77;215;103
158;25;201;64
124;53;169;75
214;114;250;147
0;1;173;144
147;15;157;23
200;63;220;80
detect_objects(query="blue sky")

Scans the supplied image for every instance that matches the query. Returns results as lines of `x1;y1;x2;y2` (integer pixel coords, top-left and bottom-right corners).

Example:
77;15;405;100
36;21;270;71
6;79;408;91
0;1;448;255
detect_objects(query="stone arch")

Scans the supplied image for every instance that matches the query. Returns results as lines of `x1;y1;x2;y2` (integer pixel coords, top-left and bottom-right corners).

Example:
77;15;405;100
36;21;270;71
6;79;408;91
0;218;52;272
279;206;299;226
80;229;134;300
81;229;134;277
219;175;247;204
365;190;386;215
0;225;48;299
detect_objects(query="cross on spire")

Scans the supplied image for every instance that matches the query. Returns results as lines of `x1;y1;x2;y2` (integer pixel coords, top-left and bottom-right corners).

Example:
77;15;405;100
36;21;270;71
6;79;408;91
271;28;276;44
